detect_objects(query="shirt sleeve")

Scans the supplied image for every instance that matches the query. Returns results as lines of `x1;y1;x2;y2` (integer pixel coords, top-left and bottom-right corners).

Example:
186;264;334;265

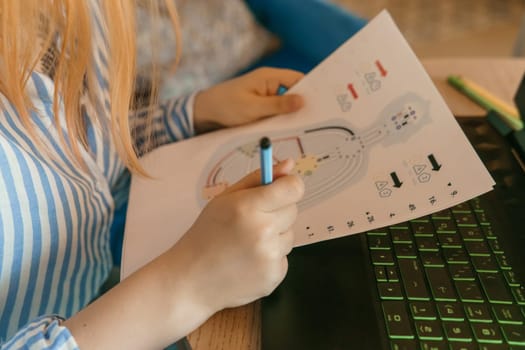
1;316;79;350
130;93;197;155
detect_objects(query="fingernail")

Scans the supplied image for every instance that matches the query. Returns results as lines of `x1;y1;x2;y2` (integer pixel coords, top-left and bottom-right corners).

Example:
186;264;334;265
274;158;295;174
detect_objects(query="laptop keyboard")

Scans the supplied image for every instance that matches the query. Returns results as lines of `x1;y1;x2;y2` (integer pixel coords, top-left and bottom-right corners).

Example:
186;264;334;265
367;197;525;349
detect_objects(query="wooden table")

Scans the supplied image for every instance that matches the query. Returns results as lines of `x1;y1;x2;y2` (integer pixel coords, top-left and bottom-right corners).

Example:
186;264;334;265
187;57;525;350
422;57;525;117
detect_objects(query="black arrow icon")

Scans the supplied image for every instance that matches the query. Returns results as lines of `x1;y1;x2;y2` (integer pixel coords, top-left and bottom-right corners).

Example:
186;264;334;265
428;154;442;171
390;171;403;188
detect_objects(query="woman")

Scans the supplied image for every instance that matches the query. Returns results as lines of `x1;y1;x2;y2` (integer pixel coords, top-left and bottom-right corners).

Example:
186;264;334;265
0;0;305;348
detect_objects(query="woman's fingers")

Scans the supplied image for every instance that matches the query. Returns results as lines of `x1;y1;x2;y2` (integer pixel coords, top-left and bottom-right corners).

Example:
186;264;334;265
221;158;296;195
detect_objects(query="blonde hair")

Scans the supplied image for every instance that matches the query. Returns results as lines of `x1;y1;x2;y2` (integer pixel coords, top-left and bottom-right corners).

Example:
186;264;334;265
0;0;181;174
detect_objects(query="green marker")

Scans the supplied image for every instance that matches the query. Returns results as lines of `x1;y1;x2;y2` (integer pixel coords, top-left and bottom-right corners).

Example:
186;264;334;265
448;75;524;131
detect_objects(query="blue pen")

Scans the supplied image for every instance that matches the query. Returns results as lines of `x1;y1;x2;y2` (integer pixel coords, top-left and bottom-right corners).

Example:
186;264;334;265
277;85;288;96
259;137;273;185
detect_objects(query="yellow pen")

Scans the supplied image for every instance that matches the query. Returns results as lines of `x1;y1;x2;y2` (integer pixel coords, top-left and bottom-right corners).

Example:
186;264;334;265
448;75;523;131
456;75;520;119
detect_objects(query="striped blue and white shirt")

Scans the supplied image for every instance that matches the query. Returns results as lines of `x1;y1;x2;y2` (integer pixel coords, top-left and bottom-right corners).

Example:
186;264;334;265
0;2;195;348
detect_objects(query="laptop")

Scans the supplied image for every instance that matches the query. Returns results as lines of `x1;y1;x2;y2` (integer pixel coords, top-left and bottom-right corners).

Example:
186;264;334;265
261;114;525;348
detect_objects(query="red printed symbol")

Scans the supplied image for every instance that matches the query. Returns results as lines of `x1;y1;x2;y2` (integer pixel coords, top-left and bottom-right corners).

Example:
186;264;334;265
347;83;358;99
375;60;387;77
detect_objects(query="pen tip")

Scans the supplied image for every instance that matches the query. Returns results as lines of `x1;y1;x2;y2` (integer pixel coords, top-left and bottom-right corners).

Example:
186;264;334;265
260;137;271;149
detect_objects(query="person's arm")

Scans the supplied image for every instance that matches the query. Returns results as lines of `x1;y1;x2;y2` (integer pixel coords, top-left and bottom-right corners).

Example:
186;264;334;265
130;93;197;155
130;67;304;154
63;159;304;349
62;243;211;349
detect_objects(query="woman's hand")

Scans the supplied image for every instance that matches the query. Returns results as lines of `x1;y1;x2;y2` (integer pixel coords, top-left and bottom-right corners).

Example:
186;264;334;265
65;160;303;349
167;159;304;315
193;67;304;133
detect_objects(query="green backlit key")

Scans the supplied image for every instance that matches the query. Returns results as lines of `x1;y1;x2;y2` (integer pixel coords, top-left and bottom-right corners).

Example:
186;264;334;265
398;259;430;300
481;225;496;240
504;271;521;287
371;251;394;266
449;264;475;281
465;241;491;256
437;233;462;248
387;267;400;282
433;219;457;233
495;254;511;271
492;304;524;325
368;235;392;250
471;255;499;273
409;301;437;320
512;286;525;305
475;211;490;225
454;212;478;227
443;248;469;264
465;303;493;323
382;301;414;339
501;324;525;346
437;302;465;321
443;321;473;342
471;323;503;344
378;282;404;300
426;267;457;301
394;244;417;259
431;209;452;220
488;240;504;254
459;226;484;241
421;252;445;268
411;221;434;237
479;273;514;304
390;228;413;244
375;266;387;282
390;223;410;230
455;280;484;303
367;230;388;236
415;236;439;252
451;202;472;213
415;320;444;340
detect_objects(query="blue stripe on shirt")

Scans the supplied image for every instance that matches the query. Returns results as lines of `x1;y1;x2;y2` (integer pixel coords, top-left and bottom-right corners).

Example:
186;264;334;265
14;147;44;328
169;96;191;139
0;108;63;318
30;74;97;317
3;316;50;347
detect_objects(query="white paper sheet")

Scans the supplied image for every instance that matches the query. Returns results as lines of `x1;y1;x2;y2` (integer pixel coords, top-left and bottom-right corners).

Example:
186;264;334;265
121;11;494;279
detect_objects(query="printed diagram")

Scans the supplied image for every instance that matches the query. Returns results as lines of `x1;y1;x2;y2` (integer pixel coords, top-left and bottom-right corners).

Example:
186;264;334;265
199;92;431;210
337;59;388;113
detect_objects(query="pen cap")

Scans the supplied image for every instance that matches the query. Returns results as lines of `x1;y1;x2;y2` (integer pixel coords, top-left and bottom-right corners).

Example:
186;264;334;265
260;137;271;150
486;110;513;137
259;136;273;185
